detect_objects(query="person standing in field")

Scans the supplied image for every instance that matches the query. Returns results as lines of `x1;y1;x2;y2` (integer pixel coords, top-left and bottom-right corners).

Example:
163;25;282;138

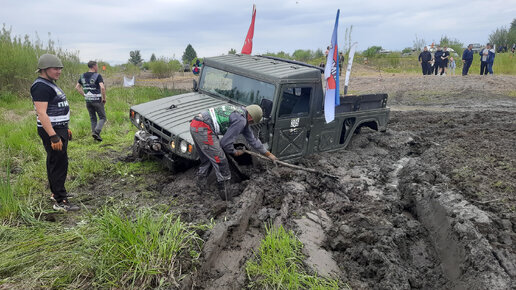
440;46;450;75
338;51;345;76
479;44;489;75
31;54;79;212
487;44;496;75
418;46;432;75
433;46;443;75
75;61;107;141
462;44;474;75
449;57;456;75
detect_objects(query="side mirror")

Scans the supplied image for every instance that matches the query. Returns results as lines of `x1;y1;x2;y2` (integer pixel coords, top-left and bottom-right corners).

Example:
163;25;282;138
192;79;198;92
260;98;273;120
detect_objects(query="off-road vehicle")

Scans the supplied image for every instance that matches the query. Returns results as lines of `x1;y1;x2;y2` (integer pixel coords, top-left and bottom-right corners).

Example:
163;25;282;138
129;54;389;170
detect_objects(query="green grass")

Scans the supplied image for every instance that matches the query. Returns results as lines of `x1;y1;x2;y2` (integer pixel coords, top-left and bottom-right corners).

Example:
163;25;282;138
0;207;207;289
0;84;204;288
246;224;341;289
90;207;206;288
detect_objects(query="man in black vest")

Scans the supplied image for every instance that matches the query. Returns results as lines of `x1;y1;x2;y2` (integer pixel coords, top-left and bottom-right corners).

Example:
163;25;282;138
418;46;432;75
31;54;79;212
75;61;107;141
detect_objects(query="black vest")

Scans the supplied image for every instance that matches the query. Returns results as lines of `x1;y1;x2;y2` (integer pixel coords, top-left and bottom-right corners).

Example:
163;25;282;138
31;78;70;128
80;72;102;102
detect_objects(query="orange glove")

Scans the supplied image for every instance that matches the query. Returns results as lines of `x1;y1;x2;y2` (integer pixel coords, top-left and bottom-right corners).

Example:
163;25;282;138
50;135;63;151
233;150;245;157
265;151;277;161
68;129;73;141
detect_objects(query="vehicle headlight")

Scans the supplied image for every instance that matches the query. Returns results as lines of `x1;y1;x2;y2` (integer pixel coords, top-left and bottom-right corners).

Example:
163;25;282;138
135;113;141;125
180;140;188;153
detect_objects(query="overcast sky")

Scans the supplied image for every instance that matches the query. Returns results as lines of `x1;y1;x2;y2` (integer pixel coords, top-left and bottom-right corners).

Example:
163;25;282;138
2;0;515;64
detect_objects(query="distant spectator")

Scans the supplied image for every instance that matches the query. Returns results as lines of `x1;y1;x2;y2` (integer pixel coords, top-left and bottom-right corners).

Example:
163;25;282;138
479;43;489;75
487;44;496;75
440;46;450;75
462;44;474;75
418;46;432;75
338;52;344;76
512;43;515;54
325;46;330;57
433;46;443;75
449;57;456;75
192;64;200;75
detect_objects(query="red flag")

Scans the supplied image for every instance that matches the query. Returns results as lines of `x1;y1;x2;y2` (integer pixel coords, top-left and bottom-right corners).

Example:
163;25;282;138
241;5;256;55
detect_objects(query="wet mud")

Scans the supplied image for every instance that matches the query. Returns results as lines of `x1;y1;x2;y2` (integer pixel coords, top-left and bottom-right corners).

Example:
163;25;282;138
82;74;516;288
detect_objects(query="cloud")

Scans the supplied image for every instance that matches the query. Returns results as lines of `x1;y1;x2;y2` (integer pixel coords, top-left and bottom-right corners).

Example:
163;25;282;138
1;0;515;64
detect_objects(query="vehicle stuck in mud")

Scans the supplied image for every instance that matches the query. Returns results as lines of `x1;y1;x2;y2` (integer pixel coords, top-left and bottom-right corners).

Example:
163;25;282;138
129;54;389;170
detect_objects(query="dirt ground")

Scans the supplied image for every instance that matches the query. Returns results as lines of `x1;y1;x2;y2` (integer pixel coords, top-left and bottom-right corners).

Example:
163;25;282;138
89;70;516;289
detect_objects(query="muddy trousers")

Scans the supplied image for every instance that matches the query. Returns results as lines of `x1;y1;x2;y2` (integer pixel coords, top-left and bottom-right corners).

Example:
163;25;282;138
86;102;106;135
190;118;231;182
38;127;69;203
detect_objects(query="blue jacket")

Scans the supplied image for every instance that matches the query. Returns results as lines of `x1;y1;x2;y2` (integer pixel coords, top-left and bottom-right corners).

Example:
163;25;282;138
462;49;473;61
488;49;495;64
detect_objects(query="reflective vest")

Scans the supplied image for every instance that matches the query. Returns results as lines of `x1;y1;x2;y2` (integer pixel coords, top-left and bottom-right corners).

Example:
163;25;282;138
208;105;245;135
80;72;102;102
31;78;70;128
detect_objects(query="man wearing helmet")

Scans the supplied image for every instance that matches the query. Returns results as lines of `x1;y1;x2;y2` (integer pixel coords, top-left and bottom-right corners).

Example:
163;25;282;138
31;54;79;212
190;104;277;199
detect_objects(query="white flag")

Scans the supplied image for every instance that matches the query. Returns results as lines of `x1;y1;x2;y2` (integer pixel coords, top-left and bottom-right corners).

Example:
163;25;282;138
123;76;135;87
344;42;357;95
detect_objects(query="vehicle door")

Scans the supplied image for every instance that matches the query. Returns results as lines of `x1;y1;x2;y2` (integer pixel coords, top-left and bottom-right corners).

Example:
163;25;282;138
271;84;313;160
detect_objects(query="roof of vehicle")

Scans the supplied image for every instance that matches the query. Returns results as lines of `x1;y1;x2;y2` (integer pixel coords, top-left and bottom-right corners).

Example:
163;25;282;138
202;54;323;83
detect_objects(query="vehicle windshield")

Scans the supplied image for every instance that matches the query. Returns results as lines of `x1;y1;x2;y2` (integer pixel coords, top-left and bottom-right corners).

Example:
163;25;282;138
199;66;275;105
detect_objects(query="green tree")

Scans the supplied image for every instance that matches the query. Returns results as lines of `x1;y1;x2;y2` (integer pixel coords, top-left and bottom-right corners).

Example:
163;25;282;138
439;35;463;56
313;48;324;58
363;46;382;57
129;50;143;66
228;48;237;55
292;49;312;62
402;47;412;54
489;27;509;47
182;44;197;65
150;53;156;62
413;34;426;51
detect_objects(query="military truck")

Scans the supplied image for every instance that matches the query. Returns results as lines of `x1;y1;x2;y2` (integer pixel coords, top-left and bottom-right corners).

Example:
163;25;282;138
129;54;389;171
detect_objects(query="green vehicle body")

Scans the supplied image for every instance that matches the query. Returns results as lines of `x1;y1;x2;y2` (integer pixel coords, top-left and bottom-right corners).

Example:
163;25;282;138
129;54;389;169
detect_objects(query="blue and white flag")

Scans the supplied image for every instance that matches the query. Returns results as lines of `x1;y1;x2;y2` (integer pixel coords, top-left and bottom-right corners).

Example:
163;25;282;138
324;9;340;123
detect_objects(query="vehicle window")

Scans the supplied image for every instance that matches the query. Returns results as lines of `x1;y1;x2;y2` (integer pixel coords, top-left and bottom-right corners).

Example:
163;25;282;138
278;87;311;118
199;66;275;105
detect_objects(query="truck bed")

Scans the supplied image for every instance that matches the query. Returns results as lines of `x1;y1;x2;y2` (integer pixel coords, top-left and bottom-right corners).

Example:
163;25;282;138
336;93;388;113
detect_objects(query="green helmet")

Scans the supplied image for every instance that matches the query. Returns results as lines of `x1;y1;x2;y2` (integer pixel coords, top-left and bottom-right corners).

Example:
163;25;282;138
36;54;63;72
246;104;263;123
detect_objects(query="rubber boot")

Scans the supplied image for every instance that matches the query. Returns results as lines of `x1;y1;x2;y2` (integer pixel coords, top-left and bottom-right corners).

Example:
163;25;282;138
217;180;232;201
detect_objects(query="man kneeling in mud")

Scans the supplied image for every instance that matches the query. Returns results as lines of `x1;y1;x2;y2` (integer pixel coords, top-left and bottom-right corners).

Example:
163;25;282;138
190;104;277;200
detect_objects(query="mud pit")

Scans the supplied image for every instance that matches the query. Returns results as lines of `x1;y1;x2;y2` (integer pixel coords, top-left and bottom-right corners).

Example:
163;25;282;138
93;73;516;288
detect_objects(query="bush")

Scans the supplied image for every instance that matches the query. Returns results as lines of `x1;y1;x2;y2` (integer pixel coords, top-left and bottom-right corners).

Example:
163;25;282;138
0;24;82;96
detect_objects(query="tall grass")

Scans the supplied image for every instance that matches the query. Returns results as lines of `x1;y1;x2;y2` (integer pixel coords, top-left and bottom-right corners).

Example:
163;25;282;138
0;163;19;221
91;207;205;288
246;224;340;289
0;24;82;95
